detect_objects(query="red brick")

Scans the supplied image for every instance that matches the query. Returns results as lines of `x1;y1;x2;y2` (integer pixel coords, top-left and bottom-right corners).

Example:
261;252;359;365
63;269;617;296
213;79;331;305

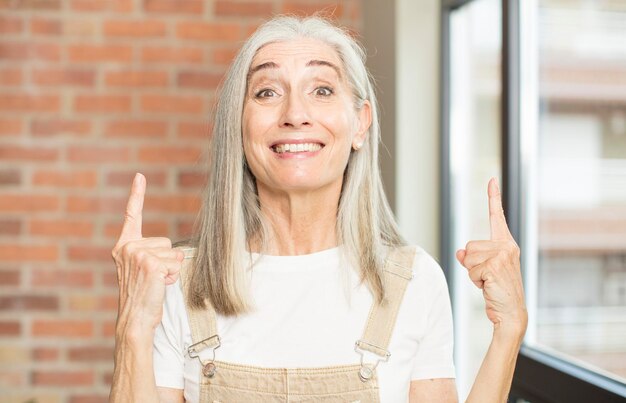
215;1;273;17
0;169;20;185
281;3;344;17
30;219;94;237
0;321;20;336
69;295;117;311
102;320;116;337
0;245;58;261
64;20;97;37
0;119;22;135
144;0;203;14
30;17;62;35
103;20;166;37
33;170;97;188
68;245;113;262
177;220;195;237
68;44;132;63
70;0;133;12
0;219;21;235
31;119;91;137
0;94;60;112
104;120;167;138
0;270;20;286
212;47;238;65
141;94;204;114
0;68;22;85
74;95;132;113
145;195;200;213
32;370;94;386
138;146;202;164
68;146;130;163
1;0;61;10
68;346;114;361
177;71;223;89
0;370;25;388
141;46;203;63
70;395;108;403
32;68;95;87
105;170;167;187
32;348;59;361
103;271;117;287
67;196;125;213
104;70;169;87
0;145;58;161
176;22;241;41
104;220;169;239
0;16;23;33
102;371;114;385
0;42;60;61
178;121;211;138
31;269;93;288
0;195;59;212
32;320;93;338
178;171;206;187
0;295;58;311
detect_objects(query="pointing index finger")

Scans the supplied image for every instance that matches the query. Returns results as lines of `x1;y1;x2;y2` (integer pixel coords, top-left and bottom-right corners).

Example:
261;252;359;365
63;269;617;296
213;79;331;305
488;177;512;240
119;173;145;243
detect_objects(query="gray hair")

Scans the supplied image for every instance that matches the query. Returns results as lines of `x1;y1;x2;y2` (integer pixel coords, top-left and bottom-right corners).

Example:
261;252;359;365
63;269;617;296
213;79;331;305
188;15;405;315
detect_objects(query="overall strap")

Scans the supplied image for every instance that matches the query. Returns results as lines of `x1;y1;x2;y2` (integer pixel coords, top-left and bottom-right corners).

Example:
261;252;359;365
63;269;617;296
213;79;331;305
356;246;416;358
176;247;221;358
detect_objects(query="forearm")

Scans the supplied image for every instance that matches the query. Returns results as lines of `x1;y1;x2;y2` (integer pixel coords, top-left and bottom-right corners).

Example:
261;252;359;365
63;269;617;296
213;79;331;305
109;324;160;403
466;326;524;403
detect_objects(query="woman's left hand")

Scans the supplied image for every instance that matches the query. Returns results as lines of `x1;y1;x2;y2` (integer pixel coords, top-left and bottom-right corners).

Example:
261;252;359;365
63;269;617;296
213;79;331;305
456;178;528;337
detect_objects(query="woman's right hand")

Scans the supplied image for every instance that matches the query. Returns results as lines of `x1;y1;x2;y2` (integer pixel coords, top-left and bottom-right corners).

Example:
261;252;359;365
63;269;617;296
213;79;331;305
111;173;184;338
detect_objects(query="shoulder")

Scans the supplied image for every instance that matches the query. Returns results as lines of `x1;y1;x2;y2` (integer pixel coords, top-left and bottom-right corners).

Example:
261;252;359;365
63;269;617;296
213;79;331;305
410;246;446;280
387;245;446;282
401;245;450;300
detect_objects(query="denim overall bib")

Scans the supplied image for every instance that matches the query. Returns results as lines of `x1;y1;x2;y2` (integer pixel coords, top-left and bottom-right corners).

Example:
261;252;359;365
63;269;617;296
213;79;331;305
178;246;416;403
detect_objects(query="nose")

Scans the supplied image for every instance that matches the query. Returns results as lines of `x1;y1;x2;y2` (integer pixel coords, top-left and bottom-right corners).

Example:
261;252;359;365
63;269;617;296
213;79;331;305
279;92;311;129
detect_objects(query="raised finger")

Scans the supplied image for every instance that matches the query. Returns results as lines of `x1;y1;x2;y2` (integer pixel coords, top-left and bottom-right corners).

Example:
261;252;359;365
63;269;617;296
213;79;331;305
488;178;513;241
119;173;146;243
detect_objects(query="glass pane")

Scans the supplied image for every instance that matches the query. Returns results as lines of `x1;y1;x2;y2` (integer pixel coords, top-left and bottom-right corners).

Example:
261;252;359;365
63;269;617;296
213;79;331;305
534;0;626;382
449;0;502;399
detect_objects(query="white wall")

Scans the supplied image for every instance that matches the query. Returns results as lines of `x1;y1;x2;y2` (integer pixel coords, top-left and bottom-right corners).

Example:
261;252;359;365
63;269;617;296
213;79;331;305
395;0;441;258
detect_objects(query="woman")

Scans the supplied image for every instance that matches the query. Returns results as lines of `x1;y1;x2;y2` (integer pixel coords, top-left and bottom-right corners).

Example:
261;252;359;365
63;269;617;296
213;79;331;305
110;16;526;403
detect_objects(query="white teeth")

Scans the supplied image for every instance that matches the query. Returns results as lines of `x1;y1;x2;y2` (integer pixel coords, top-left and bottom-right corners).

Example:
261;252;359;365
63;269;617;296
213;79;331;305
273;143;323;153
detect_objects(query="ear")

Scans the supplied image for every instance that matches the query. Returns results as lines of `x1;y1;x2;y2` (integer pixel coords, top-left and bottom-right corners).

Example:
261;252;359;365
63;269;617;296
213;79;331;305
352;100;372;149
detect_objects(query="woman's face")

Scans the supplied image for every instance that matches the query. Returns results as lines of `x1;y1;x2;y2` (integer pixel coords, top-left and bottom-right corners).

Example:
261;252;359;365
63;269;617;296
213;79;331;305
242;38;371;196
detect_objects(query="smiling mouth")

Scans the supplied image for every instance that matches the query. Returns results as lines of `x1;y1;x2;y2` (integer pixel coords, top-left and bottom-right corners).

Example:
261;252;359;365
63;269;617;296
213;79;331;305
271;143;324;154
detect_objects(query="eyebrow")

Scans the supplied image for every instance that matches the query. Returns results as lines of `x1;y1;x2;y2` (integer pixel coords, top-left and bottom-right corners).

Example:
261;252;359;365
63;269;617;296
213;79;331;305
247;59;342;81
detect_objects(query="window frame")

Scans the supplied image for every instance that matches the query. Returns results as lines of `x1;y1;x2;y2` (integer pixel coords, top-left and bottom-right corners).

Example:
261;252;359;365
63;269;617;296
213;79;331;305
439;0;626;401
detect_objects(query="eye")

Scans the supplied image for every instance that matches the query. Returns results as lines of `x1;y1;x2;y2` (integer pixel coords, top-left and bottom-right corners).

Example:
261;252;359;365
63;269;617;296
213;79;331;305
255;89;278;98
314;86;334;97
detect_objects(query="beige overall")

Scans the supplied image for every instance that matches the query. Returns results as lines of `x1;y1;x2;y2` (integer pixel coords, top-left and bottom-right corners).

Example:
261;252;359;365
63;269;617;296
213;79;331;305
178;246;416;403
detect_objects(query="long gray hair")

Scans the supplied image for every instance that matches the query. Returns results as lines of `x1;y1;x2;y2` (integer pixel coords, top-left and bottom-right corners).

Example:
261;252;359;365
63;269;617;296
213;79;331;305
187;15;405;315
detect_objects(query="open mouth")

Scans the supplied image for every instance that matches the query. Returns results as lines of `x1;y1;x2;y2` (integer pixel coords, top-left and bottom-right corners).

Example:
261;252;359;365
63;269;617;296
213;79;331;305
270;142;325;154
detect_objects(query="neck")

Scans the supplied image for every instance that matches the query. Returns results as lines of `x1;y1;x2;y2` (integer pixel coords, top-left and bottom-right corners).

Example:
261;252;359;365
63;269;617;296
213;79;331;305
255;181;342;256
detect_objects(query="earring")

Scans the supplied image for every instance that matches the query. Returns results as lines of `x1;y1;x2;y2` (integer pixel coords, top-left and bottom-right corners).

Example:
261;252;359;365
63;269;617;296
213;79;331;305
353;142;363;151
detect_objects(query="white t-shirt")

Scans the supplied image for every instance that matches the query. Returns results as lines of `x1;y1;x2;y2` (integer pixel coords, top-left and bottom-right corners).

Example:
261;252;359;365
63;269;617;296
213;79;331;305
153;246;455;403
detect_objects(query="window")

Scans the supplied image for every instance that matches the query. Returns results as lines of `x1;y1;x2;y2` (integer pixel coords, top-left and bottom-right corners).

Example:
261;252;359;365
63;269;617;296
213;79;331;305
445;0;503;399
442;0;626;400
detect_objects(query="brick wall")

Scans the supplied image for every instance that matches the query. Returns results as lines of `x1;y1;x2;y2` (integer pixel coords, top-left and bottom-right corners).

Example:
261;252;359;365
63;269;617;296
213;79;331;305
0;1;362;401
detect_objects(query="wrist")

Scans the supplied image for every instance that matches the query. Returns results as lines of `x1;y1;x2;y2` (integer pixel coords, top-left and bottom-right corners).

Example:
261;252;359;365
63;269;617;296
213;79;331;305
115;317;156;347
493;320;527;347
